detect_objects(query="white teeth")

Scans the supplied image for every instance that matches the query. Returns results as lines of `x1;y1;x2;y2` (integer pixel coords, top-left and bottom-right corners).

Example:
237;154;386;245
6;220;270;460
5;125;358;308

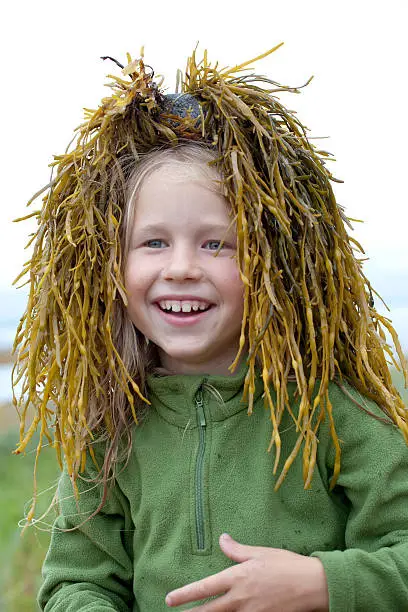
158;300;210;313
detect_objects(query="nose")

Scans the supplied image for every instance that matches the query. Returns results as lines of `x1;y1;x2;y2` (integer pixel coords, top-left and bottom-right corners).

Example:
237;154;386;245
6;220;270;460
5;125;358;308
162;243;203;281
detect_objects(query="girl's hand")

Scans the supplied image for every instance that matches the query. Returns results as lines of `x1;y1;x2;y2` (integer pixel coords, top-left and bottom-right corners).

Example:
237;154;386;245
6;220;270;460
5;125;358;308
165;533;329;611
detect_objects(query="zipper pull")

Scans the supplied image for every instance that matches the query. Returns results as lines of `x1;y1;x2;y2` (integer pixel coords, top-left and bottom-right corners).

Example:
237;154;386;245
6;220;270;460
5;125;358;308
196;390;206;427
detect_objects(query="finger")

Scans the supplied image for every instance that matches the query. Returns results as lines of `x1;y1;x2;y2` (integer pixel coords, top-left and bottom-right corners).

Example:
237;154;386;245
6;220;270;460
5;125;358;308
166;568;233;607
183;593;233;612
219;532;257;563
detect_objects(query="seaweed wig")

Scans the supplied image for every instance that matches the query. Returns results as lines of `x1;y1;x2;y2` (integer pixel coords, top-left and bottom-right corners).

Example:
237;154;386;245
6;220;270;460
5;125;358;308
13;45;408;523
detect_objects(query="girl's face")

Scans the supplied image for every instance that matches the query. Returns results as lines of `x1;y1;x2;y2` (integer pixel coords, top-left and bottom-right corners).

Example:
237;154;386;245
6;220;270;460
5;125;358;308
124;164;245;375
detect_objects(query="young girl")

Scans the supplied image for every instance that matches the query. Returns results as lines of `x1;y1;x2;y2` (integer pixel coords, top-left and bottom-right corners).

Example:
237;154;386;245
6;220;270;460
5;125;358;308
13;46;408;611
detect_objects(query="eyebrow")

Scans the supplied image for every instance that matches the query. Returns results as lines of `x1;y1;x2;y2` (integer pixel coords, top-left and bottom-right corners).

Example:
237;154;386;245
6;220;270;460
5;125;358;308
134;222;234;235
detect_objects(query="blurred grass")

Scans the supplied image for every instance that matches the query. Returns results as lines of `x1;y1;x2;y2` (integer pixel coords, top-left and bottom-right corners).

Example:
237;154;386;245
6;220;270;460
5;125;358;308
0;366;407;611
0;411;59;612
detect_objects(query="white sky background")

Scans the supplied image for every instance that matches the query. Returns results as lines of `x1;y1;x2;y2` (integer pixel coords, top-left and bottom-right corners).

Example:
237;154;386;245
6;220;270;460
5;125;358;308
1;0;407;348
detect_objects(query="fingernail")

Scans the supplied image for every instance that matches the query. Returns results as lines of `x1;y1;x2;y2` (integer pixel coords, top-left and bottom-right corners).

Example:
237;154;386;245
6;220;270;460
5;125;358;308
165;594;173;606
221;532;230;540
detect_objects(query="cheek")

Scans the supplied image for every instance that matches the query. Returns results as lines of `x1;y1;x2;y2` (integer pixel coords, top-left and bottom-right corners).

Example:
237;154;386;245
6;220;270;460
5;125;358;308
218;260;245;300
226;257;243;284
124;259;150;327
124;255;151;294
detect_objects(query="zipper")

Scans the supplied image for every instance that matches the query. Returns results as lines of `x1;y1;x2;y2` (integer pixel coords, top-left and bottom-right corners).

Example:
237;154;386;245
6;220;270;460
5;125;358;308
195;387;207;550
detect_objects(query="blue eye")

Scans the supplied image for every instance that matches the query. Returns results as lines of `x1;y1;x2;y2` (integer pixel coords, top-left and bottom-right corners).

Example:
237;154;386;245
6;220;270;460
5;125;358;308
204;240;224;250
145;239;166;248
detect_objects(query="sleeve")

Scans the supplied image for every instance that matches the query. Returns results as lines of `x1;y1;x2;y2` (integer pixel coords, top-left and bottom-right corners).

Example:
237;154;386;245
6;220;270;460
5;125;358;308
38;449;136;612
311;383;408;612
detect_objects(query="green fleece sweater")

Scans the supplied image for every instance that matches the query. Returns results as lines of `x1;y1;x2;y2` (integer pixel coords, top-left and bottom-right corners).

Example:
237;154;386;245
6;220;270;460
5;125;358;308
38;363;408;611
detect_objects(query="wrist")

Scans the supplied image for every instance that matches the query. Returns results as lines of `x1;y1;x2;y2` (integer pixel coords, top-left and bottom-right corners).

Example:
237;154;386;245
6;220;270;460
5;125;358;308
304;557;329;611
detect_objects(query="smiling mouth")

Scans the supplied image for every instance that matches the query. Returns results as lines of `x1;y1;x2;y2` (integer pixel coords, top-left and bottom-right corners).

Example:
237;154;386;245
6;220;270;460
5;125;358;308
155;304;214;317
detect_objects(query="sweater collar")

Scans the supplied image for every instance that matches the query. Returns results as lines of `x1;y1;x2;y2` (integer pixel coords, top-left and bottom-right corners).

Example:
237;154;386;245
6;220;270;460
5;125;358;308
146;358;264;427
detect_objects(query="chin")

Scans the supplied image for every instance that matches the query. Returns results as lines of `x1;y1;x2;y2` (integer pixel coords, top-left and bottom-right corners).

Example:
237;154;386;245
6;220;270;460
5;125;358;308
158;345;213;365
166;350;210;364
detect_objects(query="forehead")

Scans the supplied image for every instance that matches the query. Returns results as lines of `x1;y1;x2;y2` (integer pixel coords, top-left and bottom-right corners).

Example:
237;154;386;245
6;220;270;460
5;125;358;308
146;159;221;187
132;164;232;228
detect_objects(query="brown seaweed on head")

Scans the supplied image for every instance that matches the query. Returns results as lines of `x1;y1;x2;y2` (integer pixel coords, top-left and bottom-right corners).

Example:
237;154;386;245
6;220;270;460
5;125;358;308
12;44;408;527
